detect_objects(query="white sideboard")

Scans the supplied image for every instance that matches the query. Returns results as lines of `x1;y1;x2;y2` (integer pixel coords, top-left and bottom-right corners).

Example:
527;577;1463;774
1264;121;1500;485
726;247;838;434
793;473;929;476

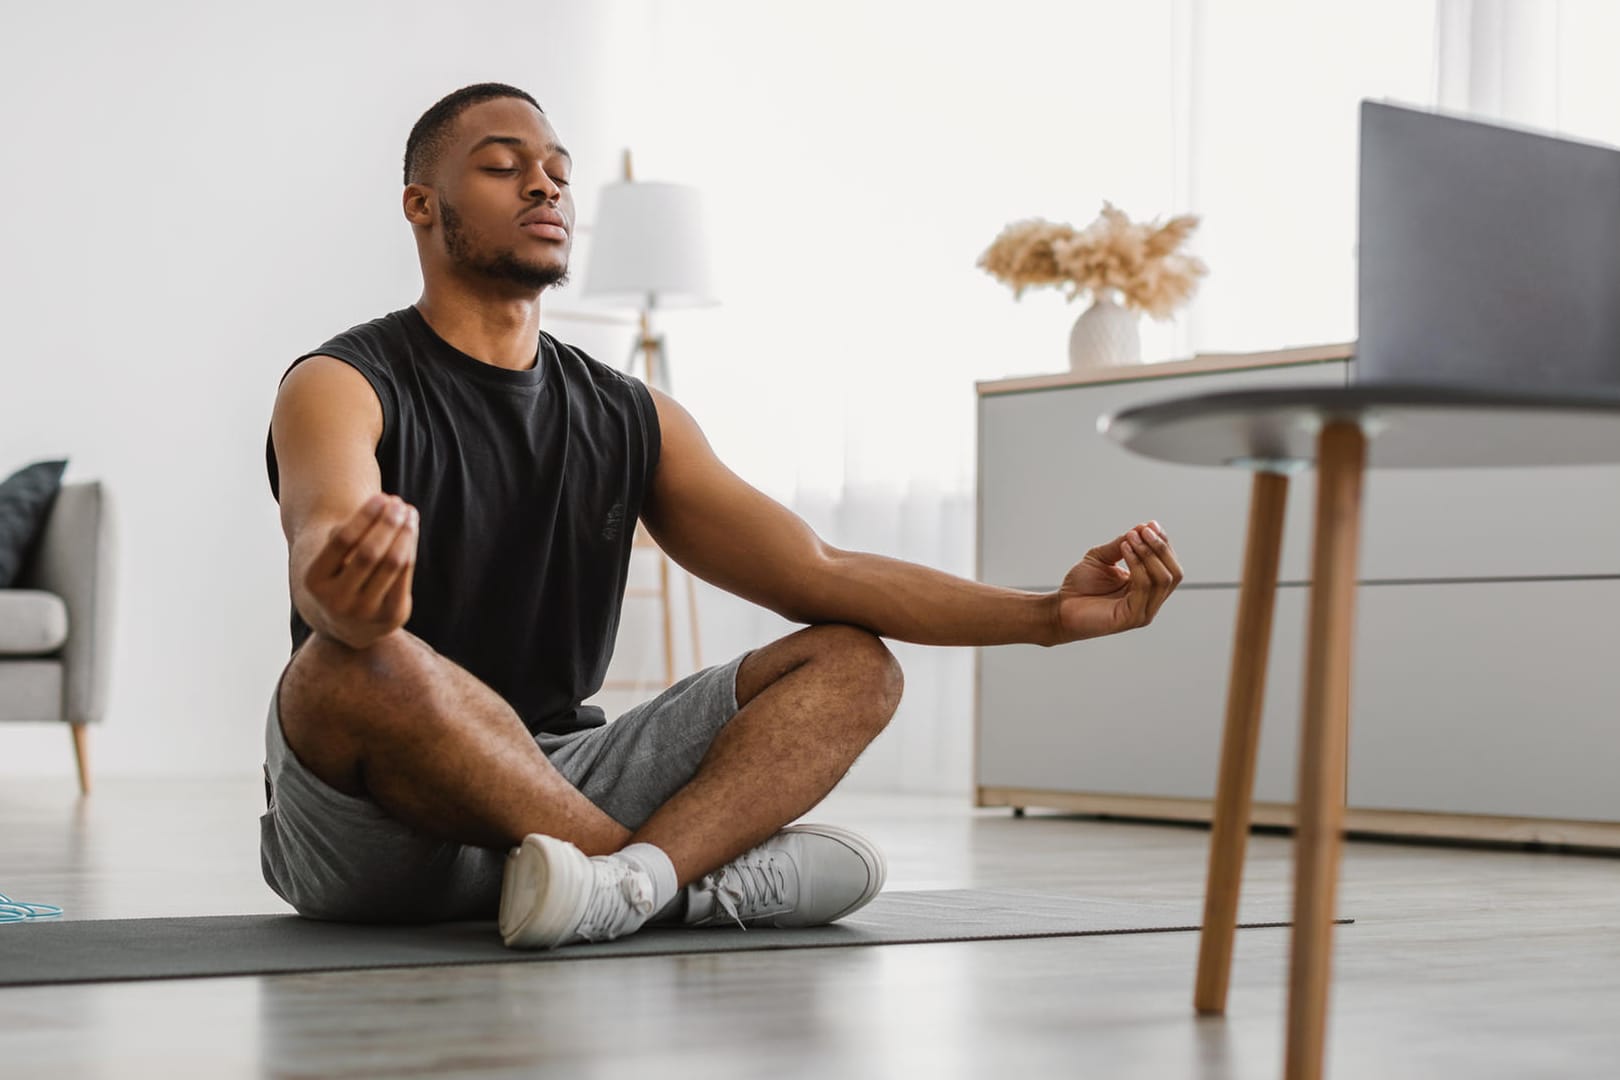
975;345;1620;848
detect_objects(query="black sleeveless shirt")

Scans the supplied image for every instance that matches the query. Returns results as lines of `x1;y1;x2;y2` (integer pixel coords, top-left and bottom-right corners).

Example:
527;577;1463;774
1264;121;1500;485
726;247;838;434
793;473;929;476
266;306;661;736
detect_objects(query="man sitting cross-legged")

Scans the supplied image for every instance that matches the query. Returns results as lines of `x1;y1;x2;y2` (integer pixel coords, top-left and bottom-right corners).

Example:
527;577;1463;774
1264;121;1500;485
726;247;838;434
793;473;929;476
258;82;1185;949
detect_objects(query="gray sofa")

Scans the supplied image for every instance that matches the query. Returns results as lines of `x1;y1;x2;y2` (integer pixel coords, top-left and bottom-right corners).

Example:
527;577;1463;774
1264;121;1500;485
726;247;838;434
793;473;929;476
0;482;116;793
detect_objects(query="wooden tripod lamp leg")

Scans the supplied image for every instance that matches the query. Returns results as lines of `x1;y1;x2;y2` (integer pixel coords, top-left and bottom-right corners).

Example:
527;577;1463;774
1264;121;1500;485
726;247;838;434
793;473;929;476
1285;421;1367;1080
657;551;676;687
685;571;703;670
1195;468;1291;1015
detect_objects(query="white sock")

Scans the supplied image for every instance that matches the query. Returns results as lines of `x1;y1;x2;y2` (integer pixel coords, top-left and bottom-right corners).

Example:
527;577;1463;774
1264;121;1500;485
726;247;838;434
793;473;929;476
618;842;678;917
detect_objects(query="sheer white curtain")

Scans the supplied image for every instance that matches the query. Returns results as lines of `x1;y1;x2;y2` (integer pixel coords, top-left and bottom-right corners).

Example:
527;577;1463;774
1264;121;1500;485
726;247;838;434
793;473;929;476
582;0;1618;793
1434;0;1620;144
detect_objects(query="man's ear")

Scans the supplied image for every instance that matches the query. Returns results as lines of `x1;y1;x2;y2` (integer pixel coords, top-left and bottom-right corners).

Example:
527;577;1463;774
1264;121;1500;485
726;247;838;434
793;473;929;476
403;184;434;227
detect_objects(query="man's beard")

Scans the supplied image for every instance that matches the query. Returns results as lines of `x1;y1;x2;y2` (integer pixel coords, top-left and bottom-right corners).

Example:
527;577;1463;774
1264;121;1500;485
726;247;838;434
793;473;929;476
440;197;570;291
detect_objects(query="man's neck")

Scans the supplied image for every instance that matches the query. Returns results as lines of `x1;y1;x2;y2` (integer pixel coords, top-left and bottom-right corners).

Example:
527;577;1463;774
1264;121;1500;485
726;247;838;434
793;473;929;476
414;287;544;372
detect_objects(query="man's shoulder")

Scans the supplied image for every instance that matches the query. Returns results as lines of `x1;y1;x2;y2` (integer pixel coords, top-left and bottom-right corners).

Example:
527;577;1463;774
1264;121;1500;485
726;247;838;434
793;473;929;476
303;309;413;367
277;310;415;396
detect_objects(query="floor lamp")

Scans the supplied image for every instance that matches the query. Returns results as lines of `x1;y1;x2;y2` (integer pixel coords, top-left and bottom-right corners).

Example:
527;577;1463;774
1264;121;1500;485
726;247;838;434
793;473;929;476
583;149;717;690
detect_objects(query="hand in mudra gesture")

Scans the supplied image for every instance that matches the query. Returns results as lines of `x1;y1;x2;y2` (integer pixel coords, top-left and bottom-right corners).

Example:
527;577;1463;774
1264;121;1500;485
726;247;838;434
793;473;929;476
303;493;420;649
1056;521;1183;643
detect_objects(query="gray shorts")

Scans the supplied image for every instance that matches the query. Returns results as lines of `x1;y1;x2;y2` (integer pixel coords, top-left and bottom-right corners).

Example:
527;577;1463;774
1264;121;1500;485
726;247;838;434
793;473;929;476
259;650;749;924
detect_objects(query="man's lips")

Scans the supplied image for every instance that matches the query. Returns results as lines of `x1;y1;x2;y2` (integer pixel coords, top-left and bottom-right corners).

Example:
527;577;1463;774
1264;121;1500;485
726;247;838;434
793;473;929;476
518;209;569;241
520;221;569;241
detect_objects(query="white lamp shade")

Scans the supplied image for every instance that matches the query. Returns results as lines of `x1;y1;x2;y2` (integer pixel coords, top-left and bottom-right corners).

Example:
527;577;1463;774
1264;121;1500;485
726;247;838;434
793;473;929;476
582;181;717;308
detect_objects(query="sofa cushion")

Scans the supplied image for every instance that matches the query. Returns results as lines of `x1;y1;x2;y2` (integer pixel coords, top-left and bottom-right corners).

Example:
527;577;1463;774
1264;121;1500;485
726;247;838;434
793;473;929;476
0;459;69;588
0;589;70;655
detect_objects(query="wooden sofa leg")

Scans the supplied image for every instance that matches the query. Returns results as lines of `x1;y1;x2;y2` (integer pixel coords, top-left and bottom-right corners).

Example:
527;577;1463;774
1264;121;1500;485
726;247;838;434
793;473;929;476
70;723;91;795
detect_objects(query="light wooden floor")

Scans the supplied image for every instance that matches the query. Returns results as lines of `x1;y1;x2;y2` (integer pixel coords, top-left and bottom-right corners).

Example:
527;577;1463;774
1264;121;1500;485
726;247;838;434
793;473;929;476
2;776;1617;1079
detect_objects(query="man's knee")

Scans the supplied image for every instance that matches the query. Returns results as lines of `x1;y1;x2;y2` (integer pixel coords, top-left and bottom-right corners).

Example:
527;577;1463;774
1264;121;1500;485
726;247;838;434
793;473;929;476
281;630;438;735
736;623;904;732
800;623;904;730
277;631;444;798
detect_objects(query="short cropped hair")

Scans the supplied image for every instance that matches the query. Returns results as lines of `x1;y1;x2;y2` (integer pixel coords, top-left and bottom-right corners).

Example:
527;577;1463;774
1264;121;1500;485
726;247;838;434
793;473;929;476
403;83;543;185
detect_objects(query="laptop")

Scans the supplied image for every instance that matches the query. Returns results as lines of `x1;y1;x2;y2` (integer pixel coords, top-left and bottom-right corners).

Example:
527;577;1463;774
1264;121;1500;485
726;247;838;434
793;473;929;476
1356;100;1620;397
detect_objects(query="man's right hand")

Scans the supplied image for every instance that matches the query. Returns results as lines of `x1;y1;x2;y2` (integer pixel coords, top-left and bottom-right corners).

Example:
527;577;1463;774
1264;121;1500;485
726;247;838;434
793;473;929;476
302;493;419;650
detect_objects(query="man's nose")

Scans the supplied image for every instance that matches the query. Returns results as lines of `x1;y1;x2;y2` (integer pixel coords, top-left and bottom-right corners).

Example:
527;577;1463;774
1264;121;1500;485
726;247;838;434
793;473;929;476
526;171;560;203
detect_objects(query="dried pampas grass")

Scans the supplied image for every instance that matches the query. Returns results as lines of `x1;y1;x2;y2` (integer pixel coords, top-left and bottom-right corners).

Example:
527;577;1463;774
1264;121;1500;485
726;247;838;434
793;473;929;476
977;202;1208;320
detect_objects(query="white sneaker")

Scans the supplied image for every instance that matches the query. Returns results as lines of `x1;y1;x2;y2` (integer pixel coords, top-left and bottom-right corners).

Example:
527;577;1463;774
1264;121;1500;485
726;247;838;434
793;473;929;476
682;823;886;929
499;834;656;949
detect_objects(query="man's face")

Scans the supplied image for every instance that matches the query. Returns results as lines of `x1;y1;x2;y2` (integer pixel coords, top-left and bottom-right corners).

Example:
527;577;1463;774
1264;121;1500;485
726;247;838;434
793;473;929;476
426;98;576;291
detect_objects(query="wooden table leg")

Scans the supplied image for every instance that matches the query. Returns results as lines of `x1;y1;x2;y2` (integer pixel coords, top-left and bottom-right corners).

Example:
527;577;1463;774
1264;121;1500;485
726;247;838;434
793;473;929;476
1285;421;1367;1080
1195;469;1291;1015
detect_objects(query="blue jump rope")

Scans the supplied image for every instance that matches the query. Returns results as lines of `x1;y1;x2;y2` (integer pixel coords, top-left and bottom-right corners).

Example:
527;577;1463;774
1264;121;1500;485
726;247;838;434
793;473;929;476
0;891;63;923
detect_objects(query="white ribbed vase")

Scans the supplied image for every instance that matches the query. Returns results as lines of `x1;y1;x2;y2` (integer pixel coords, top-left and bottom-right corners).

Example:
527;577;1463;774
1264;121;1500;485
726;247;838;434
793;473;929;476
1067;292;1141;372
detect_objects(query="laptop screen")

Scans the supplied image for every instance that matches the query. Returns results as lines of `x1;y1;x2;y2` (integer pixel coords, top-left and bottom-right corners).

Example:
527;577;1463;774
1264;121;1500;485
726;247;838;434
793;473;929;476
1356;100;1620;392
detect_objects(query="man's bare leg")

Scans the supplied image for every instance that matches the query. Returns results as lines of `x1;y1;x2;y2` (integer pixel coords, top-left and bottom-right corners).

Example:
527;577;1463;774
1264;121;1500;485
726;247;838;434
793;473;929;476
277;621;901;883
628;622;902;885
277;630;632;856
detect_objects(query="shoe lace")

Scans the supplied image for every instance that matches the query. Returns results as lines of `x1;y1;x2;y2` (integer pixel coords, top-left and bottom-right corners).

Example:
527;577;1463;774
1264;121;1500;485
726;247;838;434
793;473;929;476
575;860;654;943
705;851;790;930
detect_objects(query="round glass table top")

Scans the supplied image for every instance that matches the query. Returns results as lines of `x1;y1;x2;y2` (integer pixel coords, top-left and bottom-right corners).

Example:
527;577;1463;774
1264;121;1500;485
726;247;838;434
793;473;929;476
1099;383;1620;470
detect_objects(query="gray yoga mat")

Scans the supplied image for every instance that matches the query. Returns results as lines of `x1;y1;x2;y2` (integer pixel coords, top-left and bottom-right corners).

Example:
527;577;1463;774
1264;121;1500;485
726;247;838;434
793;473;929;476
0;888;1348;987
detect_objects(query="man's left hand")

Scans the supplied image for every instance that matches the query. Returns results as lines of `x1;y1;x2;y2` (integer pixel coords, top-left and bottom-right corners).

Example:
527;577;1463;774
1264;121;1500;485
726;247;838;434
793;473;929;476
1053;521;1183;644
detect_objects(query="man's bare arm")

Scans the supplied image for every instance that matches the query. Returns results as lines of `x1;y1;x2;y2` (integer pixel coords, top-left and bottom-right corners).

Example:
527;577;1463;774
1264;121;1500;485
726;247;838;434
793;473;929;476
639;389;1183;648
270;356;419;649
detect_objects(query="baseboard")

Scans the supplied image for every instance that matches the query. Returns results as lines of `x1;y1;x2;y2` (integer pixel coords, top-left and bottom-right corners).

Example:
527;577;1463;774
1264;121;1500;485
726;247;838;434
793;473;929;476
975;786;1620;851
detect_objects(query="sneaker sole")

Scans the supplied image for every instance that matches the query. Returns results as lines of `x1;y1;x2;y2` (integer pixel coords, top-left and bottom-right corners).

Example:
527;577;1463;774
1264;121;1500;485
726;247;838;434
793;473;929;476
779;822;887;923
499;834;593;949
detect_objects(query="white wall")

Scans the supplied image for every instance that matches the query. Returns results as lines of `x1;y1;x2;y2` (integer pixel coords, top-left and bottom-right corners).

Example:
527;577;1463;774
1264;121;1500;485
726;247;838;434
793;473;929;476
0;0;644;778
599;1;1191;796
583;0;1440;795
4;0;1191;789
13;1;1614;790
